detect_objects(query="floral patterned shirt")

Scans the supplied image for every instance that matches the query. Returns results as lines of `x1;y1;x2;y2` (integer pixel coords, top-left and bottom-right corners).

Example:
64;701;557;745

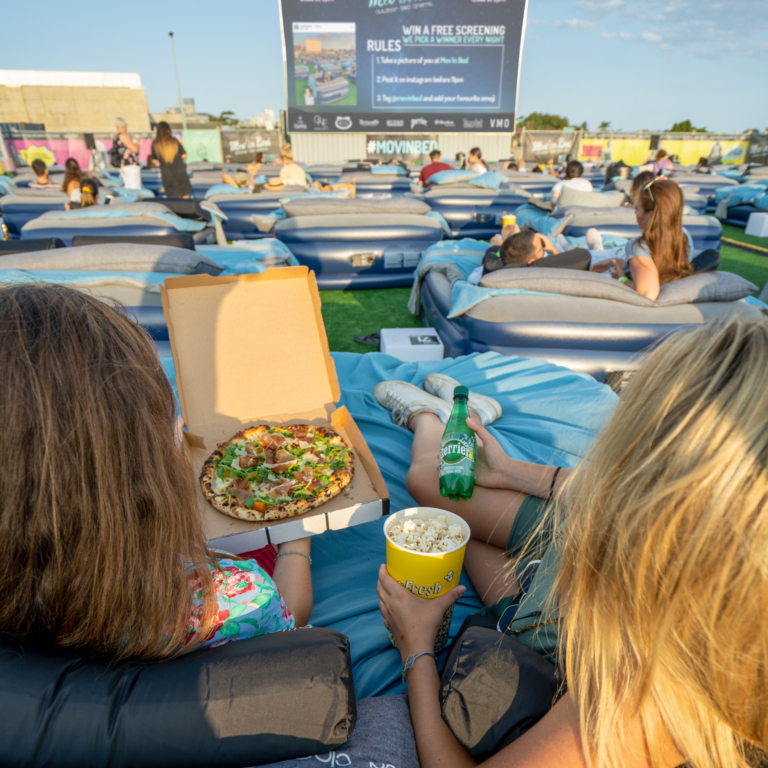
186;552;294;648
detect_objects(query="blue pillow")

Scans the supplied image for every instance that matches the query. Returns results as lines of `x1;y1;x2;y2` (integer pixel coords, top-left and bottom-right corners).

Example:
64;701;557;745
428;170;480;186
370;165;407;176
468;172;506;191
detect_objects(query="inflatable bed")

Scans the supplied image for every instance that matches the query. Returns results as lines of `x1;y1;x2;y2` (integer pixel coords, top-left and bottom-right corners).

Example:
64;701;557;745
20;202;217;247
268;195;445;289
310;75;350;105
670;172;741;212
1;191;68;237
335;170;413;196
412;172;533;238
203;186;309;239
295;65;309;80
491;168;560;195
606;179;708;215
713;183;768;228
414;241;761;381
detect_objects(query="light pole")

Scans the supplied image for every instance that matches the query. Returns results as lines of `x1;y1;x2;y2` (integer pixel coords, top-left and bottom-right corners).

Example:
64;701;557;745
168;32;187;132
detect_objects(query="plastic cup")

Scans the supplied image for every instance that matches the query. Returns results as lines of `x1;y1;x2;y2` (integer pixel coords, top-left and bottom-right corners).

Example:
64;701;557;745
383;507;471;653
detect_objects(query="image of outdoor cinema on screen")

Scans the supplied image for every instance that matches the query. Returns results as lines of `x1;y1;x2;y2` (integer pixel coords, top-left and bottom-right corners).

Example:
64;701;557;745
293;23;356;107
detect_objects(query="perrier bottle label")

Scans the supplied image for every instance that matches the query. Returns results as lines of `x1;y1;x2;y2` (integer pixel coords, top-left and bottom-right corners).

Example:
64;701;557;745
439;385;476;500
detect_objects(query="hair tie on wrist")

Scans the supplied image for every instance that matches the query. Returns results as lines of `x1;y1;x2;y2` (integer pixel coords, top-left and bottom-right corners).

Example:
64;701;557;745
276;550;312;565
401;651;437;692
547;467;562;502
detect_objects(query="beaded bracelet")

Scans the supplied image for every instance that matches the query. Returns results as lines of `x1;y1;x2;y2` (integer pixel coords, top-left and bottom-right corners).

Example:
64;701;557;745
401;651;437;692
276;550;313;565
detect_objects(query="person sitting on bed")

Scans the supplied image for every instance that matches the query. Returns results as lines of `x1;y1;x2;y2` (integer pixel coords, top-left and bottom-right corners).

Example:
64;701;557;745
591;177;693;300
27;159;60;190
372;316;768;768
549;160;593;205
482;230;591;275
0;284;312;661
221;152;264;190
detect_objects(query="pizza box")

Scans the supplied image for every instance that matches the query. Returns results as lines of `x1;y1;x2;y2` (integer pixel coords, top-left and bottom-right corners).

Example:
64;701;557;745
160;266;389;553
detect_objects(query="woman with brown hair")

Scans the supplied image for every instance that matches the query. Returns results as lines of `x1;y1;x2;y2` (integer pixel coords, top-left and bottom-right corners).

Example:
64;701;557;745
0;284;312;660
62;157;84;198
151;121;192;198
591;178;693;299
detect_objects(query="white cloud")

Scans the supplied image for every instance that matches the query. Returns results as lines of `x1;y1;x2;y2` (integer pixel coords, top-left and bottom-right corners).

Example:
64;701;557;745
601;30;617;38
575;0;624;9
564;18;595;29
641;31;662;42
619;31;635;39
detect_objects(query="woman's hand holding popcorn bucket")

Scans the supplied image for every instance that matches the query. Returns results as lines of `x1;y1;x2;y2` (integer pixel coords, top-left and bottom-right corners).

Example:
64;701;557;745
378;507;470;665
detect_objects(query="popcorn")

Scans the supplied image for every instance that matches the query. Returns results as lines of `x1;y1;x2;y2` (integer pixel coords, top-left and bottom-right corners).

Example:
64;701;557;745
387;515;465;554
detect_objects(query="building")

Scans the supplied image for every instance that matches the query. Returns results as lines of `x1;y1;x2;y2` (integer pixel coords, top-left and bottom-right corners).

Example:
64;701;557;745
150;98;219;129
0;70;151;132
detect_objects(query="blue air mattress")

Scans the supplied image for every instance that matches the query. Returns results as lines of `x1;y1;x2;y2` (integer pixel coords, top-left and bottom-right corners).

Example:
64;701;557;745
337;172;414;196
274;214;443;289
313;77;350;105
418;186;531;238
722;204;759;228
0;195;68;237
671;173;741;212
208;188;309;239
564;212;722;252
418;265;760;381
140;169;164;195
496;171;559;195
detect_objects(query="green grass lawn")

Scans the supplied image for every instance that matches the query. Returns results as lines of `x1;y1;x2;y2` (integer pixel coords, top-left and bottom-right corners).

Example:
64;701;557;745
319;288;421;353
712;220;768;293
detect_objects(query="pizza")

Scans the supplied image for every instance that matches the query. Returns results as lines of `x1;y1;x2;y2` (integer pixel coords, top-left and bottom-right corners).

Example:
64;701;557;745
200;425;354;522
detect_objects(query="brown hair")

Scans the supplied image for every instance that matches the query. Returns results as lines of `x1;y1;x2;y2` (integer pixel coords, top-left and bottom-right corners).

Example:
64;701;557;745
0;285;216;659
62;157;83;193
635;180;692;284
154;121;180;165
629;170;656;204
79;179;99;207
500;230;537;265
656;149;667;159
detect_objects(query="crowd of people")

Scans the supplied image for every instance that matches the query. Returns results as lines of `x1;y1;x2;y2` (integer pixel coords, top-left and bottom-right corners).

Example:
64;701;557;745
8;139;766;768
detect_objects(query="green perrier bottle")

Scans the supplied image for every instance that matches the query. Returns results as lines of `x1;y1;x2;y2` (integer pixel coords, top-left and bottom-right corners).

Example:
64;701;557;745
439;386;476;500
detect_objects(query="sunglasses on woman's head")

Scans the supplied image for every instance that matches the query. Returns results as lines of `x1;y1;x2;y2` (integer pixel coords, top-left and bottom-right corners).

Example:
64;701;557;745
642;177;660;203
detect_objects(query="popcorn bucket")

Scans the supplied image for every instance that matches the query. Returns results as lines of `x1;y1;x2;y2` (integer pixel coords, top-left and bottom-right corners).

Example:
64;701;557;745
384;507;471;653
501;213;517;228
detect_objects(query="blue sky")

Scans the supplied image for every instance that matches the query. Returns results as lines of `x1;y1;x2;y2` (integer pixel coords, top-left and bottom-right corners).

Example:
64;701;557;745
2;0;766;132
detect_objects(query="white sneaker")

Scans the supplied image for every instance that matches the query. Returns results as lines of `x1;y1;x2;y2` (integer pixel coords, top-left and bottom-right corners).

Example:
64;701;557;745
373;381;451;428
423;373;502;426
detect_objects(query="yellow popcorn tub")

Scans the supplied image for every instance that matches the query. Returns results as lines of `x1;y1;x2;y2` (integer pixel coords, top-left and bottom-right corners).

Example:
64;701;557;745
384;507;471;652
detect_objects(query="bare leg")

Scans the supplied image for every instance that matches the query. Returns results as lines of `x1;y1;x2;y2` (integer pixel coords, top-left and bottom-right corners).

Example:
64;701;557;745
463;539;518;606
405;412;526;550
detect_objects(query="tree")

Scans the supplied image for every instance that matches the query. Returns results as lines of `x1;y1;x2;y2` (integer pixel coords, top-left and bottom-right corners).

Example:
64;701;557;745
576;121;588;130
516;112;569;130
216;110;238;126
598;120;611;130
669;120;707;133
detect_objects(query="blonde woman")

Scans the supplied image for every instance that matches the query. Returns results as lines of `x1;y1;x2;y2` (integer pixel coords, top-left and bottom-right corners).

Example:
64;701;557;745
111;117;141;189
376;317;768;768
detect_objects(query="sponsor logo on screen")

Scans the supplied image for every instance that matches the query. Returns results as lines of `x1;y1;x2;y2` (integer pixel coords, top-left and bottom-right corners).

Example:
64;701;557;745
359;119;380;127
335;116;353;130
367;138;439;155
294;117;308;130
411;118;428;129
463;119;483;129
434;119;455;127
387;120;405;127
489;118;511;128
313;115;329;129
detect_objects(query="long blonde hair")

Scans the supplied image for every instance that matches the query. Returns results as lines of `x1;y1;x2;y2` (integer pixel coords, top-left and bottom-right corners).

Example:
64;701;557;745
0;284;217;660
154;121;180;165
551;318;768;768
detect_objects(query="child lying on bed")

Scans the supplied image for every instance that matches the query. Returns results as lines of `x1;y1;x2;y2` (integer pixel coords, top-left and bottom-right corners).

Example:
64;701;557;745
0;284;313;661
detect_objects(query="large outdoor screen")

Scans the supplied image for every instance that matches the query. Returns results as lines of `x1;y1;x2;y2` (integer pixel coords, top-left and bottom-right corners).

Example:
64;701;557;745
279;0;528;133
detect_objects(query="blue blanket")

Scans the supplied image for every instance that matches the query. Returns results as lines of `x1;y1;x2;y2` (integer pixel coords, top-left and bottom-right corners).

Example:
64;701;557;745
714;185;768;210
197;239;300;270
162;350;615;698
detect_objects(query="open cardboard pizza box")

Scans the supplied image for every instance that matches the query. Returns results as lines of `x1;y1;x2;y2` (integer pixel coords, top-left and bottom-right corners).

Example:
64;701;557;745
160;266;389;553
